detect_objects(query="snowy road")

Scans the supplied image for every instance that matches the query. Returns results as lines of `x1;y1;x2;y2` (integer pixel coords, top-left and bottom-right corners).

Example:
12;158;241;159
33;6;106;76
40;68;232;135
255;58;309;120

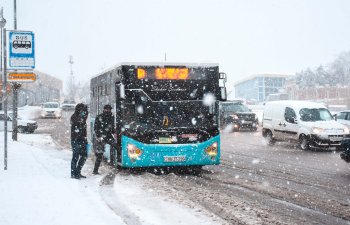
0;110;227;225
34;112;350;225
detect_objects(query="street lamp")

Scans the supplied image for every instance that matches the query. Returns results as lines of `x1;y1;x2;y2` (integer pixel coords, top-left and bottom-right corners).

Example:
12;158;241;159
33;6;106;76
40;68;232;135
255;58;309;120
0;7;6;28
0;7;6;109
0;8;6;111
0;7;8;170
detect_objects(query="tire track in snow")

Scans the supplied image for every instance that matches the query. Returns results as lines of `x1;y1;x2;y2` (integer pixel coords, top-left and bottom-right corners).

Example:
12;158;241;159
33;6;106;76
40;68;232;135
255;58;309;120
99;171;143;225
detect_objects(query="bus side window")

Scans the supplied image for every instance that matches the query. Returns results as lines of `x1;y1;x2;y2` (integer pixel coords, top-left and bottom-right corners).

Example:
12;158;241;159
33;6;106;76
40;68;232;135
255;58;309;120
105;84;109;95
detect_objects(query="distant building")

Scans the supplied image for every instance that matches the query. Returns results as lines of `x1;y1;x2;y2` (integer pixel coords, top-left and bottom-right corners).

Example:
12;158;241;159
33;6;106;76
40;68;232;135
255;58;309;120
17;70;63;106
234;73;293;103
285;76;350;107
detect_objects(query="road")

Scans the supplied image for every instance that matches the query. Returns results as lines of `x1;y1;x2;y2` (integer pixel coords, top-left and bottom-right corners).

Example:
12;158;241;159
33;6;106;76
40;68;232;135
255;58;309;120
37;114;350;225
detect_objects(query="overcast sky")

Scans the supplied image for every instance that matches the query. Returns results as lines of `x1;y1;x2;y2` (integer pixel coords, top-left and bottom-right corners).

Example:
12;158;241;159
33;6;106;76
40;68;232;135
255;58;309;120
1;0;350;92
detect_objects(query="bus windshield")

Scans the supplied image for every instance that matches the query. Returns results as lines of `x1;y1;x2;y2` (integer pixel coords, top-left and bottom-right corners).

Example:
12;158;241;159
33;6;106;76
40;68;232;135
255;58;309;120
124;101;215;130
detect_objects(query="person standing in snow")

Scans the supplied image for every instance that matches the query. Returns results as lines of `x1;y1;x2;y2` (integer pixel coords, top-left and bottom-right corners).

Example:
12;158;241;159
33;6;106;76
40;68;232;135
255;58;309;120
70;103;89;179
93;104;117;175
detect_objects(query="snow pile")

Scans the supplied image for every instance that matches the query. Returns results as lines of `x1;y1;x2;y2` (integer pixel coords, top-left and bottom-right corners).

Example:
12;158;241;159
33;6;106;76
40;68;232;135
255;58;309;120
18;105;42;119
0;132;222;225
0;134;125;225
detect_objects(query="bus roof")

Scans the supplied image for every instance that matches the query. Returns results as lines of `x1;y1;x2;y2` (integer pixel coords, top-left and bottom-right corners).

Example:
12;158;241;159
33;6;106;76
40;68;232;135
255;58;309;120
92;62;219;79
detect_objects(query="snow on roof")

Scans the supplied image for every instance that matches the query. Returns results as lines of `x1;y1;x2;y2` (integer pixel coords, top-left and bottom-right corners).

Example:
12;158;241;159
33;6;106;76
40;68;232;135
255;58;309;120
265;100;327;110
43;101;59;104
92;62;219;78
234;73;294;86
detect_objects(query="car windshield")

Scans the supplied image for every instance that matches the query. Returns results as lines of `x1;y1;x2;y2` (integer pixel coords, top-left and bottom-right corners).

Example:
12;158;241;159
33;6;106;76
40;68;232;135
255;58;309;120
63;100;75;104
43;103;59;108
223;103;250;113
299;108;333;121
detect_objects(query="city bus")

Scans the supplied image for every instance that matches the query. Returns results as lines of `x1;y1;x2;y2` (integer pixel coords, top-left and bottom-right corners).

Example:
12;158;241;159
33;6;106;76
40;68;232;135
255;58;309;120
90;62;227;170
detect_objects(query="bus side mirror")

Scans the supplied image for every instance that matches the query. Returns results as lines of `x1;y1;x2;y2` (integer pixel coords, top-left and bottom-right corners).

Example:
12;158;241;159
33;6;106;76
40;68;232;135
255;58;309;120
219;72;227;83
120;83;125;99
220;87;227;101
116;83;125;100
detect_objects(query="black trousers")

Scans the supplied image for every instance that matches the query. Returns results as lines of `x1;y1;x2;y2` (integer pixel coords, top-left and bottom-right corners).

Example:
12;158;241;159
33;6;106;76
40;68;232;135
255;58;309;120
93;138;117;173
71;140;87;176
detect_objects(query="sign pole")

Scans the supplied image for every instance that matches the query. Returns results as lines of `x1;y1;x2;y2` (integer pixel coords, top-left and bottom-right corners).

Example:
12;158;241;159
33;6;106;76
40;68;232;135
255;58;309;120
3;27;8;170
12;0;18;141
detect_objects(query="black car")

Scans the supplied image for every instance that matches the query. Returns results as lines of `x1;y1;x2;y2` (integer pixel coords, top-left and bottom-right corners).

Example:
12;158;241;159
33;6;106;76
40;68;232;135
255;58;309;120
220;101;259;131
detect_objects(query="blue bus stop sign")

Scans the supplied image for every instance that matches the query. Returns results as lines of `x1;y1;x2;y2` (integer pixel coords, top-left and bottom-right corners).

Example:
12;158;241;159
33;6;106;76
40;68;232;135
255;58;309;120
9;31;35;69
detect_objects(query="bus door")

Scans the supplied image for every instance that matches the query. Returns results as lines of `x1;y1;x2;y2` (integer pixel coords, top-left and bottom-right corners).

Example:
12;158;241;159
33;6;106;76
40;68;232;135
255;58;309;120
114;82;125;165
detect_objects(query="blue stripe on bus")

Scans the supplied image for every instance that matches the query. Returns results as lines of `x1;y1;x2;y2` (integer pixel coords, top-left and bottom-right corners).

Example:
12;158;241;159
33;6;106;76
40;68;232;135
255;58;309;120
121;135;221;167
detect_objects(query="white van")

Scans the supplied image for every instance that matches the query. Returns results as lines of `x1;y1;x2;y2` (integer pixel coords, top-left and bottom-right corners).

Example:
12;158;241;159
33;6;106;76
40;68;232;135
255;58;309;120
262;101;350;150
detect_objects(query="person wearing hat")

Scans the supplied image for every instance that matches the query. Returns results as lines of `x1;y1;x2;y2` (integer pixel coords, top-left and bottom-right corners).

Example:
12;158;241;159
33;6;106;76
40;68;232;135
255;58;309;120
70;103;89;179
93;104;117;174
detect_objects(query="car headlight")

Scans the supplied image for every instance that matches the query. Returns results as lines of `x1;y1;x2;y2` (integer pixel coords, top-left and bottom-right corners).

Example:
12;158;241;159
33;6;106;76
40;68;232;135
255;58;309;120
127;144;143;159
205;142;218;157
312;127;324;134
231;114;239;120
343;127;350;134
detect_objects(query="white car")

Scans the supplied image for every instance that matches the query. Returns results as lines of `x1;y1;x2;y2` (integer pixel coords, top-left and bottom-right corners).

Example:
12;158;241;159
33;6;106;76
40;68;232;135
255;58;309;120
335;110;350;128
0;111;38;133
262;100;350;150
40;102;62;119
61;100;76;111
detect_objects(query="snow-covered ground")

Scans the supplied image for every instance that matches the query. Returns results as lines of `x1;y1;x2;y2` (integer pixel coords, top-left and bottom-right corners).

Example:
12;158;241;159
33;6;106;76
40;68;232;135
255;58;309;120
17;105;42;119
0;107;223;225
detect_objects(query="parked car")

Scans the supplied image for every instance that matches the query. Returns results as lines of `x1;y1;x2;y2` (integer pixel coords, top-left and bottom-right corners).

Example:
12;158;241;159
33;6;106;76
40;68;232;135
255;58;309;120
262;100;350;150
61;100;76;111
219;100;259;131
0;111;38;133
340;138;350;163
40;102;62;119
334;110;350;127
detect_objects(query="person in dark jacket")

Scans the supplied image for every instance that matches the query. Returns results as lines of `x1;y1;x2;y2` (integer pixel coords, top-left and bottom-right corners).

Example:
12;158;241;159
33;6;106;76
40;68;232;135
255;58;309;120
70;103;88;179
93;104;117;174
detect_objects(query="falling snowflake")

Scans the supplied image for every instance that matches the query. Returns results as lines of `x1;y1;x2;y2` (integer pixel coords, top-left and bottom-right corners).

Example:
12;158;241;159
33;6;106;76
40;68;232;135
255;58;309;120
191;118;197;125
203;93;216;106
252;159;260;164
137;105;144;114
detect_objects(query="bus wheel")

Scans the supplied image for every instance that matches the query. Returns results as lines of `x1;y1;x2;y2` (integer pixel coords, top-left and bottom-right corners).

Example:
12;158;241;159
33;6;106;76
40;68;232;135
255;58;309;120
190;166;202;175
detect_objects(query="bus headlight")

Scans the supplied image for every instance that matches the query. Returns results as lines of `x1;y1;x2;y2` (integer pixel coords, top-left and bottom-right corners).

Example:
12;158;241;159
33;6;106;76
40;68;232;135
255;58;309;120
127;144;143;159
205;142;218;157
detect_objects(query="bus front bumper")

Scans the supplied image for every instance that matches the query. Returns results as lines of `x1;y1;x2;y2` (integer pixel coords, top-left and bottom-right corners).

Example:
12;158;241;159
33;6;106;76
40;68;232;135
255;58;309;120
121;135;221;168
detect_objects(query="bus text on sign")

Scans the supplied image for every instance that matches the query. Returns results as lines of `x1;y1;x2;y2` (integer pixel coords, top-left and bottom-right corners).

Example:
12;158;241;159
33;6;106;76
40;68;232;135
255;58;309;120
9;31;35;69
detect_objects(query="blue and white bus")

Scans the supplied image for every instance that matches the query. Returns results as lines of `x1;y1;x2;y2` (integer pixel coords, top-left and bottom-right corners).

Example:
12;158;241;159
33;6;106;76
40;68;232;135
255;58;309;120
90;62;227;170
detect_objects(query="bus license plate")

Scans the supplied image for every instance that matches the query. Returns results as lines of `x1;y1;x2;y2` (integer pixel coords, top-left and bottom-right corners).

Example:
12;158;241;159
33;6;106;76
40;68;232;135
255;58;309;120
164;156;186;162
159;137;172;143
